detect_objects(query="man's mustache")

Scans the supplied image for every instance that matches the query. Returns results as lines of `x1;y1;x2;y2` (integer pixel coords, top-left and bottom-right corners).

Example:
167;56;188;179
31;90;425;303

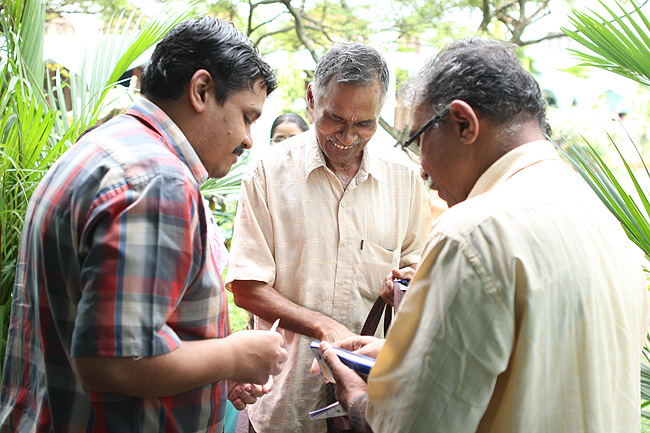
233;145;245;156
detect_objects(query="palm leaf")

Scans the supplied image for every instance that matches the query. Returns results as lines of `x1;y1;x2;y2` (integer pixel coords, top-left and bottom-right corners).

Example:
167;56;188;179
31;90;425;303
562;0;650;87
200;155;252;198
557;133;650;260
49;3;199;141
0;0;46;90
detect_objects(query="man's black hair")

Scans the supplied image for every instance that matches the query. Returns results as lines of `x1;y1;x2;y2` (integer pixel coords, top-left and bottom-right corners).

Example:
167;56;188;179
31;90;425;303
141;16;277;103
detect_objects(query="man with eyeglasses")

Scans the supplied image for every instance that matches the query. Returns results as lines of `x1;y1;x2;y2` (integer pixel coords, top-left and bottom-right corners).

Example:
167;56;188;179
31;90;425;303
317;38;649;433
226;42;432;433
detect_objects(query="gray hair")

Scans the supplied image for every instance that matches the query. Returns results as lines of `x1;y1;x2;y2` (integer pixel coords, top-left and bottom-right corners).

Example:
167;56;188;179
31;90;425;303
312;42;390;107
402;38;551;136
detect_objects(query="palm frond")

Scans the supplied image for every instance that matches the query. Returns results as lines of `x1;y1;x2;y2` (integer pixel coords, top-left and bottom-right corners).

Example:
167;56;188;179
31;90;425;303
562;0;650;87
201;155;251;198
0;0;46;91
556;132;650;260
50;3;199;141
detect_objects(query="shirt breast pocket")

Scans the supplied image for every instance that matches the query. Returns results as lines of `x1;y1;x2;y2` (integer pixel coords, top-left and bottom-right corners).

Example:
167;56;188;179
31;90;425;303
358;239;400;300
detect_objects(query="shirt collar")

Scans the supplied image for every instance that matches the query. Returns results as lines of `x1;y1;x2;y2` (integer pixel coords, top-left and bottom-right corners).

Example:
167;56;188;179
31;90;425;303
467;140;561;199
125;97;209;185
303;131;385;183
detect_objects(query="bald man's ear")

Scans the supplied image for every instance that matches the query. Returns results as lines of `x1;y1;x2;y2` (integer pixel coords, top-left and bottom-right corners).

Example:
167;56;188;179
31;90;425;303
448;100;479;146
188;69;213;113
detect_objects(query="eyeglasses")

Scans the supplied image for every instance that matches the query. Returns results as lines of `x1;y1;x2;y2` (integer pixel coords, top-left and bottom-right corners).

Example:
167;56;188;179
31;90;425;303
400;110;448;157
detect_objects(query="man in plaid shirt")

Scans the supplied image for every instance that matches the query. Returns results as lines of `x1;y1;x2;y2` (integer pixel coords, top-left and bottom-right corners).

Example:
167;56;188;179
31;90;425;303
0;17;287;433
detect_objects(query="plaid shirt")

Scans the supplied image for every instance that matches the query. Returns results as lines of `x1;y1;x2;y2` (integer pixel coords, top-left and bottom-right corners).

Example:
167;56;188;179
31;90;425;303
0;98;229;432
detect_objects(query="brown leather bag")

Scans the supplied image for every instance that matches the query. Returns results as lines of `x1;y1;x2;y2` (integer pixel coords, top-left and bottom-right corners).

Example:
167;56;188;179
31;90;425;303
360;297;392;336
361;277;410;336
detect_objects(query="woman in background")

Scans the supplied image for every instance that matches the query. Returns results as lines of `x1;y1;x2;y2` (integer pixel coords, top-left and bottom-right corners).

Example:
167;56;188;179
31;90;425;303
270;113;309;145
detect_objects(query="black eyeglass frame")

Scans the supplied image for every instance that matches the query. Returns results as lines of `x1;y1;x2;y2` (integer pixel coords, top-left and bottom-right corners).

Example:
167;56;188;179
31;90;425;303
400;109;449;156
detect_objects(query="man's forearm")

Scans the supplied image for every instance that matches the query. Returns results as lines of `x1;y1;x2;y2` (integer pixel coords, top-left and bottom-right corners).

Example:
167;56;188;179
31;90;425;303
72;330;285;397
231;279;354;341
72;338;238;397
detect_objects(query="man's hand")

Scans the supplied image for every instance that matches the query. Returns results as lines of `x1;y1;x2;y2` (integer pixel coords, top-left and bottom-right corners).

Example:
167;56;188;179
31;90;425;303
320;341;373;432
380;266;416;306
311;336;385;376
314;317;356;343
227;376;273;410
336;335;385;359
225;330;288;385
319;342;367;408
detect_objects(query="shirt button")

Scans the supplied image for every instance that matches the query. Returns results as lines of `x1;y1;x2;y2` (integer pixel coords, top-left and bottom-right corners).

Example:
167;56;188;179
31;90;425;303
340;201;346;207
342;240;348;246
339;280;346;286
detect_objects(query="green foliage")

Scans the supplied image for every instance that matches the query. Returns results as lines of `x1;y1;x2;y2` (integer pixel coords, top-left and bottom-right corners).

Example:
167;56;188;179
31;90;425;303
254;0;375;54
46;0;140;20
274;61;309;116
218;266;250;333
207;0;245;26
559;133;650;261
563;0;650;87
0;0;197;374
559;64;591;79
0;0;64;377
201;155;251;244
389;0;477;45
227;291;250;332
561;0;650;420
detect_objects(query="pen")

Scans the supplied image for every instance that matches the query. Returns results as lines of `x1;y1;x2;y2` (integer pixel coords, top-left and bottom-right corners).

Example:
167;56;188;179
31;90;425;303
269;318;280;333
394;279;410;286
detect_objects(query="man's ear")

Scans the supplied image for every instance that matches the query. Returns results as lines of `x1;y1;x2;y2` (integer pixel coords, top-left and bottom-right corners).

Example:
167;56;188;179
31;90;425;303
448;100;479;146
306;83;315;110
188;69;213;113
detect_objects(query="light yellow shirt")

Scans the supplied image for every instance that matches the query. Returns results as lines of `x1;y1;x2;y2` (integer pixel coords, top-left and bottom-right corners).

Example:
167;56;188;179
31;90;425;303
226;130;432;433
367;141;649;433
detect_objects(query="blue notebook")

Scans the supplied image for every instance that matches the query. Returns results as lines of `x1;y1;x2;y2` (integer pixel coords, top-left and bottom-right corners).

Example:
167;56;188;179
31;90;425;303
310;340;376;382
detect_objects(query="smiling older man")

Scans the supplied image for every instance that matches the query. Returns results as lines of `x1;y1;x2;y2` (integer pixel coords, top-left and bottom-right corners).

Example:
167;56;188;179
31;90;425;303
226;42;432;433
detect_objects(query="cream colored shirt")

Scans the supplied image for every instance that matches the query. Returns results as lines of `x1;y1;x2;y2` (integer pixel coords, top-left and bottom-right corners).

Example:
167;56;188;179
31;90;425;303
367;141;649;433
226;130;432;433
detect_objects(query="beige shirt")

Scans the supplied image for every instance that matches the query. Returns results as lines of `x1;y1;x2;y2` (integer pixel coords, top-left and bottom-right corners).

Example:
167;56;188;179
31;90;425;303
367;141;649;433
226;130;432;433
